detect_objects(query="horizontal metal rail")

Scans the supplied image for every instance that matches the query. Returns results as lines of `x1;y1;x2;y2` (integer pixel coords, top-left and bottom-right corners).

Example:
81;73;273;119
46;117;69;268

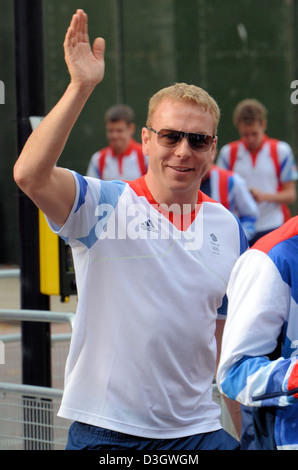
0;333;71;343
0;309;75;330
0;269;20;279
0;381;63;399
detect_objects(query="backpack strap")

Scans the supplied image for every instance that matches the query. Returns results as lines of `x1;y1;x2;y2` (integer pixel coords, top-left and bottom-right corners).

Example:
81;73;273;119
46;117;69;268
229;141;240;171
98;147;108;178
269;139;281;178
269;138;291;222
217;167;232;209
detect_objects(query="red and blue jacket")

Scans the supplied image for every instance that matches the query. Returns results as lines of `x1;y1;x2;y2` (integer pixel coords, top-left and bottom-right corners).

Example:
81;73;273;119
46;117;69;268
217;216;298;449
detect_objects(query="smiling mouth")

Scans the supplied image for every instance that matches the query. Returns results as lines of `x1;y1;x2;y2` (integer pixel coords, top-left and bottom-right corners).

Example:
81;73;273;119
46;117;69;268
169;166;194;173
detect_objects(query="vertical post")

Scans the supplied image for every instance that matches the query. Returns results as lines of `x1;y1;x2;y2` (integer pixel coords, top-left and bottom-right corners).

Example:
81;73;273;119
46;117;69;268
14;0;52;450
115;0;125;103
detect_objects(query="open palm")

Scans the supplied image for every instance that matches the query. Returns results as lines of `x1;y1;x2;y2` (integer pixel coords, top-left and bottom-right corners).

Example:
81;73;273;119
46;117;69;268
64;9;105;89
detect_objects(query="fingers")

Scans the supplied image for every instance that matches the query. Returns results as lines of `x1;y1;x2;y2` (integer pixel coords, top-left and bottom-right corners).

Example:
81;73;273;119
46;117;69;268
76;9;88;43
64;9;88;49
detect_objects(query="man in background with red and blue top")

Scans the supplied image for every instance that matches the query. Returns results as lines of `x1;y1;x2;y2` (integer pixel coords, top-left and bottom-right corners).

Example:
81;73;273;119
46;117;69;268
217;216;298;450
86;104;148;181
201;162;259;242
216;99;297;245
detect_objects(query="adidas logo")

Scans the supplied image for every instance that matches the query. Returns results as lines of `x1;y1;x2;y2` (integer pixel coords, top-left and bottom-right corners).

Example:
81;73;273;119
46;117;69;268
141;219;158;232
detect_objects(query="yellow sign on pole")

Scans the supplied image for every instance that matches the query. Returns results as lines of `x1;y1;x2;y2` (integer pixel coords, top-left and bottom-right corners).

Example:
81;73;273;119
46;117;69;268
38;210;60;296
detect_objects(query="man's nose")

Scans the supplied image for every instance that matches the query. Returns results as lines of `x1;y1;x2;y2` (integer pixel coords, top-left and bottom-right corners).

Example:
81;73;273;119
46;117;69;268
174;137;192;156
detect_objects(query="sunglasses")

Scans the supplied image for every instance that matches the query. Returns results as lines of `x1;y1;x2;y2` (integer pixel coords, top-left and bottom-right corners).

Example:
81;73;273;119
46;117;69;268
146;127;216;152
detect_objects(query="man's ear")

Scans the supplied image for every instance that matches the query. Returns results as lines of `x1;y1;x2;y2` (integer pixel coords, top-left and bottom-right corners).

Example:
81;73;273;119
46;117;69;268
142;127;150;155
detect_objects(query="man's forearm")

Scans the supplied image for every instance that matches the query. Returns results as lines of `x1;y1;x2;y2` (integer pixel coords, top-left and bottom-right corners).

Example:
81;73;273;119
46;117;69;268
250;183;296;205
13;82;94;191
262;188;296;205
13;9;105;226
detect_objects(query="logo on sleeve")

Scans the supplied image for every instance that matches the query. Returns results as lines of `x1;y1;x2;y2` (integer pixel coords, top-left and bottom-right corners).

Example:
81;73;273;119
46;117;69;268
210;233;220;255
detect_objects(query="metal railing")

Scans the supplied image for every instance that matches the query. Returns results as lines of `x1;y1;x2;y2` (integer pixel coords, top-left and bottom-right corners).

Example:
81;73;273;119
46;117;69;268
0;268;20;279
0;382;70;450
0;308;74;388
0;308;75;330
0;281;75;450
0;332;71;388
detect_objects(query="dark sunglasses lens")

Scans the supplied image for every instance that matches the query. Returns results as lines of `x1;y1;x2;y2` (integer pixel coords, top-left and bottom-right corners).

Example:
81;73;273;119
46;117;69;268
157;129;213;151
158;130;182;147
188;134;212;151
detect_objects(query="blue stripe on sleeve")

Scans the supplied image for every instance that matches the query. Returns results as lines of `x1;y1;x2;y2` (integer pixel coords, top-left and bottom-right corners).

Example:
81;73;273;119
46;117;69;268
74;172;88;213
76;179;127;249
265;359;289;397
221;355;269;401
232;214;249;255
227;176;234;211
99;179;127;207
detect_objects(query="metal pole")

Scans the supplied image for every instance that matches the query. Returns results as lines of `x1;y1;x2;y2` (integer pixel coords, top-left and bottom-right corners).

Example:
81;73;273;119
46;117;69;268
14;0;52;388
115;0;125;103
14;0;52;450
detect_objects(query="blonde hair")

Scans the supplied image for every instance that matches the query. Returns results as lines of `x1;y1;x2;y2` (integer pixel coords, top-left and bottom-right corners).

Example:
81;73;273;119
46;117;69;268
146;83;220;135
233;99;267;127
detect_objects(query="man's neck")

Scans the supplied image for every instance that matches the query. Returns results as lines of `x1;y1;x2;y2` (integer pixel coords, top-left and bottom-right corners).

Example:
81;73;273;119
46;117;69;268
144;174;200;214
111;139;132;156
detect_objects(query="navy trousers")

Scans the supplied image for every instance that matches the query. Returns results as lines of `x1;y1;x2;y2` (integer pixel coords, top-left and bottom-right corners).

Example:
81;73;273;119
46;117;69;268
66;421;240;450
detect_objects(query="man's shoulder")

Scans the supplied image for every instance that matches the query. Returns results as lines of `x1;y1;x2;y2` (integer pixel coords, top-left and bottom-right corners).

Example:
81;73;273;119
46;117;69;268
252;218;298;295
265;137;293;155
252;217;298;255
217;139;243;164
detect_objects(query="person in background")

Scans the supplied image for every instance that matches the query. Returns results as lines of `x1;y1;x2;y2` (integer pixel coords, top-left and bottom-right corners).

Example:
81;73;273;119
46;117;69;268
86;104;148;180
217;216;298;450
201;157;259;242
216;99;297;245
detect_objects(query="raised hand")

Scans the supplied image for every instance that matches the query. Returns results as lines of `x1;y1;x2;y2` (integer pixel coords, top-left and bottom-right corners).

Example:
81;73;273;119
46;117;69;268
64;9;105;90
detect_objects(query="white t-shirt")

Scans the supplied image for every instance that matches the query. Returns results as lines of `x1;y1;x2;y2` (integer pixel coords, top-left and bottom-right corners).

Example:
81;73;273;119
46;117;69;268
48;172;247;438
